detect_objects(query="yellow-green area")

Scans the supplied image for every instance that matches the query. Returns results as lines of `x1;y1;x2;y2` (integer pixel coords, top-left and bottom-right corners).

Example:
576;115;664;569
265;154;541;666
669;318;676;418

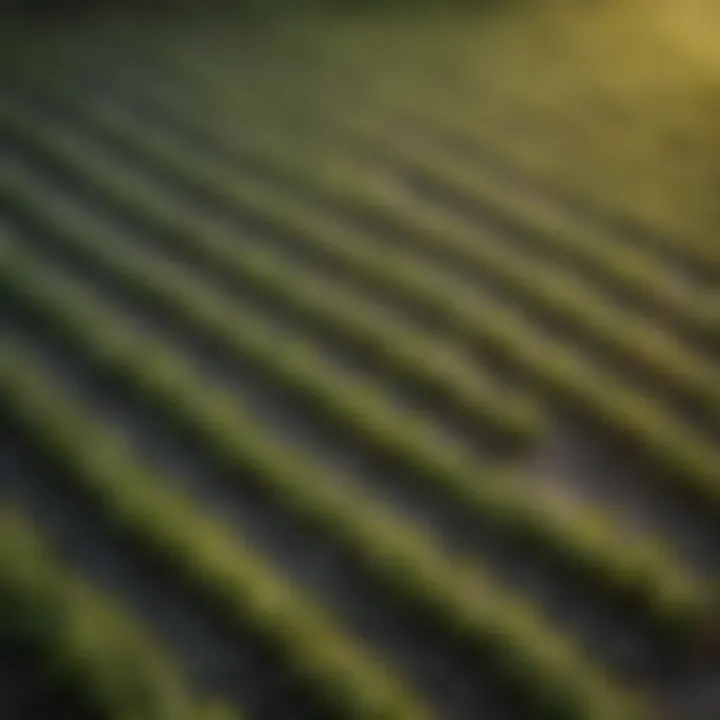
0;2;718;719
8;0;720;246
282;0;720;248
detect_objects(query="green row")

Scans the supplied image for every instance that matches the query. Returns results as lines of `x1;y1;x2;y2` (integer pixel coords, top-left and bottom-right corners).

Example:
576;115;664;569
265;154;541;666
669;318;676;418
2;171;713;647
0;346;432;720
36;10;720;284
334;114;720;404
1;110;539;453
346;107;718;332
0;242;645;720
0;506;237;720
125;17;720;358
370;76;720;278
89;28;720;300
3;161;541;525
64;62;720;427
213;20;720;280
19;78;720;517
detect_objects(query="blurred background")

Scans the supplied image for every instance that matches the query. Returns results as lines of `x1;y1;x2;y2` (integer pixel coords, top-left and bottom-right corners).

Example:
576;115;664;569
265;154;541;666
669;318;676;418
1;2;719;719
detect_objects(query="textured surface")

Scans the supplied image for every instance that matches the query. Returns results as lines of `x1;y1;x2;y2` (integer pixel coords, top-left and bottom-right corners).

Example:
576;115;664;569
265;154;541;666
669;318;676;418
1;9;719;720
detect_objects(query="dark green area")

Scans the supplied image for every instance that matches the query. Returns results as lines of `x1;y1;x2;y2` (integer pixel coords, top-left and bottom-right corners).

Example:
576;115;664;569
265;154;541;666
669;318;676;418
0;0;511;19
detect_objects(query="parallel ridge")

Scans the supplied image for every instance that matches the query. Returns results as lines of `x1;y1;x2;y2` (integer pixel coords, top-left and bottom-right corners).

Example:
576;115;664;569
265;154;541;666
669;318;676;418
0;230;647;720
1;162;715;653
0;98;541;454
2;20;720;720
2;77;718;523
85;27;720;291
0;341;434;720
64;61;720;432
180;20;720;283
364;85;720;281
0;506;236;720
0;157;539;455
